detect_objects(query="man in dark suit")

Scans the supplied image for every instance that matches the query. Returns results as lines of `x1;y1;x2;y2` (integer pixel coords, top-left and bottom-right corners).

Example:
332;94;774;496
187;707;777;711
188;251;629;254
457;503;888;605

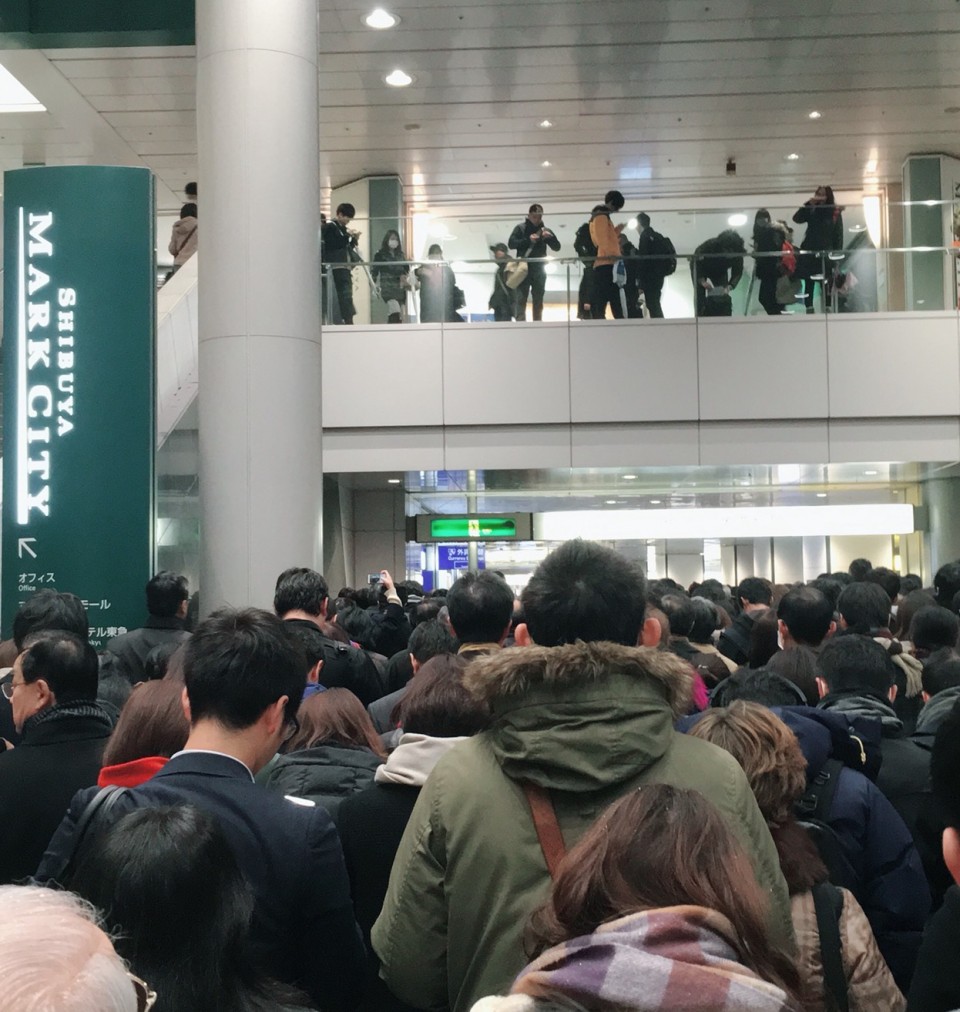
105;570;191;683
0;631;112;883
39;607;366;1012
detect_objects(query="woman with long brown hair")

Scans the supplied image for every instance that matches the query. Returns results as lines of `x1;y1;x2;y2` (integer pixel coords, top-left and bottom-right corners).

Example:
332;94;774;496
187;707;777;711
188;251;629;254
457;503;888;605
472;784;800;1011
262;687;385;819
690;702;905;1011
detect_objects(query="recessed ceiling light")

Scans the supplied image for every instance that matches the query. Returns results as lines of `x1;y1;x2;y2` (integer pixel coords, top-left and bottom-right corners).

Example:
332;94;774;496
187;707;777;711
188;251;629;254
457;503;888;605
388;478;401;484
864;470;879;476
539;119;553;128
627;218;638;230
864;159;878;173
649;499;662;505
808;110;822;119
727;213;748;227
364;8;399;28
385;69;413;87
786;152;801;161
816;492;828;498
541;160;552;167
605;499;618;505
622;474;637;480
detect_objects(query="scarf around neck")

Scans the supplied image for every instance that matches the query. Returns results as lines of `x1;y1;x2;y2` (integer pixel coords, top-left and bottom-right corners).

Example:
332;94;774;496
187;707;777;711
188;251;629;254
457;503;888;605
510;906;797;1011
374;733;468;786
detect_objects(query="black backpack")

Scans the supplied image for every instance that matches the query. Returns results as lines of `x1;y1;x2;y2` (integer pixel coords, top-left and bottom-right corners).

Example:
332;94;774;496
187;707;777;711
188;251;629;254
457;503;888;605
650;231;677;275
574;221;597;260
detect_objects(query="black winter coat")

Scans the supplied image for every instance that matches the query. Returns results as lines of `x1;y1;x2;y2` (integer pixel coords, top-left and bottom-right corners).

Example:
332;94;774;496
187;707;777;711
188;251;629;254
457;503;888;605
338;781;421;1011
282;619;385;706
105;616;190;683
792;201;843;252
262;743;382;822
717;610;757;666
0;702;113;884
371;249;409;302
508;219;561;261
908;885;960;1011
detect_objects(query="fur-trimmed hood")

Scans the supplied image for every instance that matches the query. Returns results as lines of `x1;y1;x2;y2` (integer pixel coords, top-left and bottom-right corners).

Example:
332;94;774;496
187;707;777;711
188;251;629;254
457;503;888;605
462;642;696;792
464;641;693;716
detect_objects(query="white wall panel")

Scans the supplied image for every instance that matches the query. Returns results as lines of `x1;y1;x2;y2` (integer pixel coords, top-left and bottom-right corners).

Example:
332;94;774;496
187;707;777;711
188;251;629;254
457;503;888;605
827;313;960;417
699;421;830;465
321;326;444;428
443;425;571;470
698;317;829;420
571;423;700;467
442;323;570;425
828;418;960;462
322;428;445;472
570;321;698;422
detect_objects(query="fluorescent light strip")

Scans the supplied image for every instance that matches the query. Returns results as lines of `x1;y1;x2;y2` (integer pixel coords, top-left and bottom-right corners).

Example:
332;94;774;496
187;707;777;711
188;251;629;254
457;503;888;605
534;504;915;541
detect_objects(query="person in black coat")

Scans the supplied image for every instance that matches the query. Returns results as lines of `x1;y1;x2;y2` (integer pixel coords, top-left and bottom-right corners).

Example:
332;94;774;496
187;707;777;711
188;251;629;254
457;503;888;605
262;688;385;821
38;608;365;1012
105;571;191;684
487;243;516;321
338;655;490;1011
0;631;113;884
792;185;844;312
322;202;360;324
416;244;459;323
691;228;745;316
371;229;410;323
908;704;960;1011
507;203;561;321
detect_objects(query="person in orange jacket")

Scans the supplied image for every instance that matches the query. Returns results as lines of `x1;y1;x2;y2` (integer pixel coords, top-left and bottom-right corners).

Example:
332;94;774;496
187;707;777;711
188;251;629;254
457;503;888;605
588;189;626;319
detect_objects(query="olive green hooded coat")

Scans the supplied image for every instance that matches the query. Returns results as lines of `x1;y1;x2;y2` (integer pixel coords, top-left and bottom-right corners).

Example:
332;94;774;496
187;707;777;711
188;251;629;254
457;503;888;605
372;641;794;1011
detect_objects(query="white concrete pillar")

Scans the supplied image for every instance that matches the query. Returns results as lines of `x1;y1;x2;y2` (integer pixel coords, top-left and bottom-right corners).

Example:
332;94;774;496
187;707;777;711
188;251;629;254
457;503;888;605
196;0;321;610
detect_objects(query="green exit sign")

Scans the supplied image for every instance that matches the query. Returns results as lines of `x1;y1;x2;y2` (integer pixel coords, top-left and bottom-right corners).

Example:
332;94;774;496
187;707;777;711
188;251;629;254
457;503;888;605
412;513;533;542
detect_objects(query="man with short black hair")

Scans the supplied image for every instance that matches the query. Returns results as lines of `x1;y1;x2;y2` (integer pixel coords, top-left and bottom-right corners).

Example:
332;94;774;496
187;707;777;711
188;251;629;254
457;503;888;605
274;566;383;705
374;539;793;1011
838;581;893;634
913;649;960;747
507;203;561;321
446;571;515;656
816;635;933;881
12;590;89;652
0;631;112;883
41;608;365;1012
777;585;835;650
718;576;773;665
105;571;191;684
866;565;901;606
322;202;359;324
848;557;873;582
368;618;459;734
908;706;960;1010
935;561;960;608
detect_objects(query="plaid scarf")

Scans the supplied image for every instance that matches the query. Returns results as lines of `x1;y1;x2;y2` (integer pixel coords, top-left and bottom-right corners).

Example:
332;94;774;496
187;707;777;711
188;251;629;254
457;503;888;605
510;906;799;1011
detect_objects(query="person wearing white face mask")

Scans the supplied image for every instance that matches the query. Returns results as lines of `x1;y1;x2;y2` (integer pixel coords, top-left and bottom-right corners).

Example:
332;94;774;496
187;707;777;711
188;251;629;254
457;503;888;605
372;229;410;323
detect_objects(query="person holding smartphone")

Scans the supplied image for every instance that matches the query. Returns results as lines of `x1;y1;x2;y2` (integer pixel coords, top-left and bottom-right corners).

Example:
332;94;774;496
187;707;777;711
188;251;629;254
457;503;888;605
508;203;561;321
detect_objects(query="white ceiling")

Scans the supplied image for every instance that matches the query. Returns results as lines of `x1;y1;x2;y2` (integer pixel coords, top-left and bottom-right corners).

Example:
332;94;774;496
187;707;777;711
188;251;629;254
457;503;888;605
0;1;956;210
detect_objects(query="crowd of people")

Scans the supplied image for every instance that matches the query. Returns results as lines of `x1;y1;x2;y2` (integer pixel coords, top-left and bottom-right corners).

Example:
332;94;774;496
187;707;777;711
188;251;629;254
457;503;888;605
2;547;960;1009
320;186;854;324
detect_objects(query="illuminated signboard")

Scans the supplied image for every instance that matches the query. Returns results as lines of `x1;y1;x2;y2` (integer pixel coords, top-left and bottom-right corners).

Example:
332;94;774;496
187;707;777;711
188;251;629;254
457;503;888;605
2;166;156;646
413;513;533;542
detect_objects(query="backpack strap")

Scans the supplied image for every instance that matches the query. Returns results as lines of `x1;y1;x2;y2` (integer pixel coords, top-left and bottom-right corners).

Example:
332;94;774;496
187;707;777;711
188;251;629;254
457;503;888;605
812;881;849;1012
521;782;566;880
796;757;843;821
59;785;130;885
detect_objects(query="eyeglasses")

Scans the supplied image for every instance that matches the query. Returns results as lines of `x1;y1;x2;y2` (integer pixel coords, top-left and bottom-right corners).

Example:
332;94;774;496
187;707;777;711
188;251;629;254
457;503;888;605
129;973;157;1011
281;715;300;746
0;679;21;702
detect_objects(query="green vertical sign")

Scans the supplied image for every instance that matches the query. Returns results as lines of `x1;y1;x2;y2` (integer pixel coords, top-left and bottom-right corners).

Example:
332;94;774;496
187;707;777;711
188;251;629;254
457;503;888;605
2;166;155;646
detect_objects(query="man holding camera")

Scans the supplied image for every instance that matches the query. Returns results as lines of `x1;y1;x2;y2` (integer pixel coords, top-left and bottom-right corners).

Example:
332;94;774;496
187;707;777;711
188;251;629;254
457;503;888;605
508;203;561;321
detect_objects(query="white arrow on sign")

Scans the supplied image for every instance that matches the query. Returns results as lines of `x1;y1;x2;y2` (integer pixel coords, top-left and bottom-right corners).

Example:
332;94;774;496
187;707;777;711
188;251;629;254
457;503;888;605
18;538;37;559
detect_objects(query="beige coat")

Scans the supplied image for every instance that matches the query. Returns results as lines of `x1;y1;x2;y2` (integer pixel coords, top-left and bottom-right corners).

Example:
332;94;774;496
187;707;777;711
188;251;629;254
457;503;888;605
168;215;198;265
791;889;905;1011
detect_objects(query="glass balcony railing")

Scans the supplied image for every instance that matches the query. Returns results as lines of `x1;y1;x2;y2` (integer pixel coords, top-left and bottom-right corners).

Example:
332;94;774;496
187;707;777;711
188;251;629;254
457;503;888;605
320;246;960;325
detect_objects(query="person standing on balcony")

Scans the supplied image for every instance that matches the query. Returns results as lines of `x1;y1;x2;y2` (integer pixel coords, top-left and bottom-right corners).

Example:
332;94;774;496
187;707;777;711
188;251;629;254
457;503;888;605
166;202;197;281
589;190;626;319
322;203;360;325
508;204;561;321
371;229;409;324
793;186;844;312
